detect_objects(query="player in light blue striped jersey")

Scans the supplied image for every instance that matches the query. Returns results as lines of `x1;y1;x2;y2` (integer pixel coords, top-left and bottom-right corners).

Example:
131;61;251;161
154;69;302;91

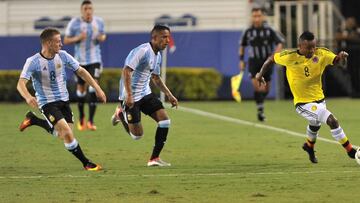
17;27;107;171
111;25;178;167
64;0;106;131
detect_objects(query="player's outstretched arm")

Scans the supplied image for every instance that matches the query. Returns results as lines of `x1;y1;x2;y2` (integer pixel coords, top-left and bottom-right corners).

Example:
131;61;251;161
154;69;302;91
151;74;178;108
255;56;275;87
76;67;106;103
17;78;38;108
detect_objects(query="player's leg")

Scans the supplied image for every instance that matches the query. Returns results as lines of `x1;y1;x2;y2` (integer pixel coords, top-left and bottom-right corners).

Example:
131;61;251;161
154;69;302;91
50;102;101;171
147;109;171;167
141;94;171;167
123;102;143;140
251;78;266;121
298;101;357;159
19;110;56;135
302;123;321;163
76;73;87;131
296;103;321;163
87;63;101;130
305;124;321;149
87;85;97;130
325;113;357;158
249;60;268;121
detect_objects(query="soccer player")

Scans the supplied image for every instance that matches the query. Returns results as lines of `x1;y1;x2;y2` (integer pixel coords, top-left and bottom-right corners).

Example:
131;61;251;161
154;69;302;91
239;7;284;121
64;0;106;131
111;25;178;167
255;31;357;163
17;27;107;171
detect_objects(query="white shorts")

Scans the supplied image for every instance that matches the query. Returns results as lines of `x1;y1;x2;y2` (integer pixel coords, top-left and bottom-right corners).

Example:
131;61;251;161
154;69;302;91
295;101;332;126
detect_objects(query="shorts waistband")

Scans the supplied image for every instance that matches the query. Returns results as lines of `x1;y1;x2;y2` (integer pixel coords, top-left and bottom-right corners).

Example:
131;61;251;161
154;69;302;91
295;98;325;107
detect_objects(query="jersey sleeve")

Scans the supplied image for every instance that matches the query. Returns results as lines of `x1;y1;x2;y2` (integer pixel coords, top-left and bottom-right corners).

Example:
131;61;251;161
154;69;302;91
65;18;77;37
97;17;105;34
321;48;337;66
60;51;80;71
20;58;35;80
273;51;290;67
124;48;145;70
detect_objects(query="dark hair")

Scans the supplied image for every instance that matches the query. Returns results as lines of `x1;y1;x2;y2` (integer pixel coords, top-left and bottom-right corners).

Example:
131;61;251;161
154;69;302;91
151;24;170;35
81;0;92;7
299;31;315;42
251;7;264;13
40;27;60;44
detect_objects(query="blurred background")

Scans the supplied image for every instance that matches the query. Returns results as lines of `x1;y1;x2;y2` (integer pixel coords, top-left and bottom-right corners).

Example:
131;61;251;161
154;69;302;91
0;0;359;102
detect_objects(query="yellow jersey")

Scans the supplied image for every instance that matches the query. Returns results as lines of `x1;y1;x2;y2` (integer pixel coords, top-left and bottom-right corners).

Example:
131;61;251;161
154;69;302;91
274;48;336;105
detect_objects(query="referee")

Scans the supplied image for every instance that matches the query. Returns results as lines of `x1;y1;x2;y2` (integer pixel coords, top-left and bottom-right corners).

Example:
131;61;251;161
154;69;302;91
239;7;284;121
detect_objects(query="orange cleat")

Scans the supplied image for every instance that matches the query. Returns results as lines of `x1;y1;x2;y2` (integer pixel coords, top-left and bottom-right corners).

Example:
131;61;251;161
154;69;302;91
19;111;36;132
77;118;87;131
87;121;97;131
84;162;102;171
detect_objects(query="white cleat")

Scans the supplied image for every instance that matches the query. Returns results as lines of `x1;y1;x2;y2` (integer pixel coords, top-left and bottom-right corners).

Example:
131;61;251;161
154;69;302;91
147;158;171;167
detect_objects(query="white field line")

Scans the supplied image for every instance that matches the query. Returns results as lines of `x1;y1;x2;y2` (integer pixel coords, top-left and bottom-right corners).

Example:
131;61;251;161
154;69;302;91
177;105;359;148
1;170;360;179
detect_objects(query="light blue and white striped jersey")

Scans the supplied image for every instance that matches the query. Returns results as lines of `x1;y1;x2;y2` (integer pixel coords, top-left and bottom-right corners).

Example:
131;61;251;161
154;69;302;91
65;16;105;65
119;43;162;102
20;50;80;108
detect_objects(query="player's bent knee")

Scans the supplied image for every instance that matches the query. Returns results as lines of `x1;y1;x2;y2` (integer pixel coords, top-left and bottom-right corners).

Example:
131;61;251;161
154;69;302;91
61;130;73;139
158;119;171;128
56;125;73;139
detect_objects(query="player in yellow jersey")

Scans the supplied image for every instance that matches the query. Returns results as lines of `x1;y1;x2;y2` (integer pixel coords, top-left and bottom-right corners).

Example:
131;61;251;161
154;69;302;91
255;31;356;163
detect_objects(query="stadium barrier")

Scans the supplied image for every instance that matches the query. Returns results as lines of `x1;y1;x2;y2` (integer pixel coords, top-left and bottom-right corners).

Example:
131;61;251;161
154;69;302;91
0;31;277;100
0;67;222;102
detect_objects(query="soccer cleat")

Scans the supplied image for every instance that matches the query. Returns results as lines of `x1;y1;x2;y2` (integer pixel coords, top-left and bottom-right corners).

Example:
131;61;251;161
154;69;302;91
302;143;318;163
86;121;97;131
19;111;36;131
84;162;102;171
257;112;266;122
77;118;86;131
111;106;123;126
147;157;171;167
347;148;357;159
111;105;130;133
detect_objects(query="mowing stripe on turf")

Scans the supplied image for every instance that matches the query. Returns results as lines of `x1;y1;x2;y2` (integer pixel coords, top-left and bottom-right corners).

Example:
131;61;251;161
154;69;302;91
1;170;360;179
176;105;358;147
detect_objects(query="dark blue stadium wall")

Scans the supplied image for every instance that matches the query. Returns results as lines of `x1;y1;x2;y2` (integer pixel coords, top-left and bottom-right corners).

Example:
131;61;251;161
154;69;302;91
0;31;276;99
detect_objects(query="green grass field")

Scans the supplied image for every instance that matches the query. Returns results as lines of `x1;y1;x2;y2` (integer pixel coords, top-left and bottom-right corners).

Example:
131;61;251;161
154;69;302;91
1;99;360;202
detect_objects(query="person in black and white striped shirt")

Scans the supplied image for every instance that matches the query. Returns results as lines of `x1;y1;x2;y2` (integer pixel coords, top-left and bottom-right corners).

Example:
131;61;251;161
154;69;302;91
239;7;284;121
